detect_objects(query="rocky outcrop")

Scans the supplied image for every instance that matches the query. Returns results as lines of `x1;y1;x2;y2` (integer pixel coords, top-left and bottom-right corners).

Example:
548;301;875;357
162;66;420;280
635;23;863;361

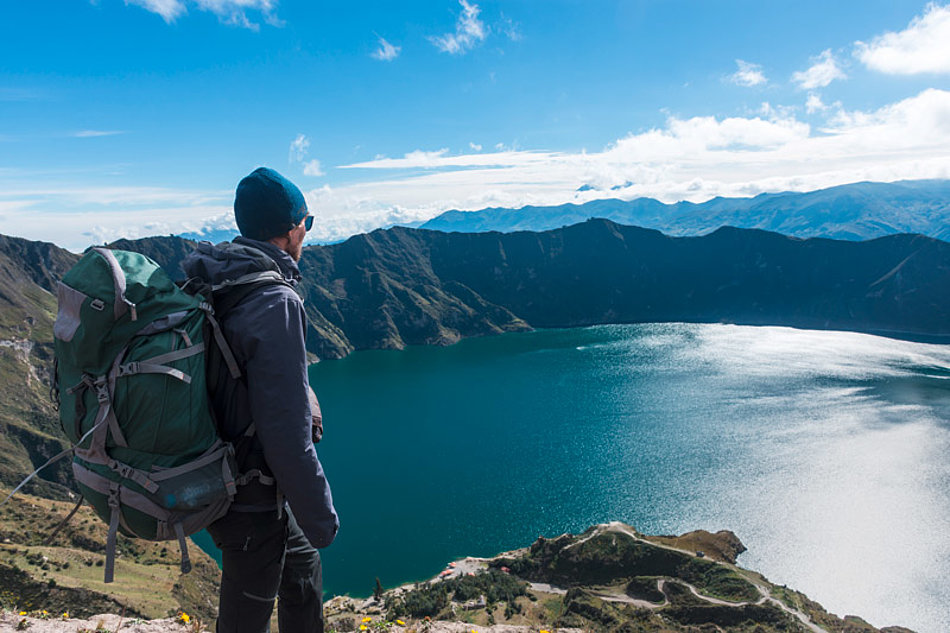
327;522;911;633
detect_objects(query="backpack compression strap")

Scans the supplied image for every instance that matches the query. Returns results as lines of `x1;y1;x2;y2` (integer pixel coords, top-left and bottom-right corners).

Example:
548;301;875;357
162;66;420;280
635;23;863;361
91;247;138;322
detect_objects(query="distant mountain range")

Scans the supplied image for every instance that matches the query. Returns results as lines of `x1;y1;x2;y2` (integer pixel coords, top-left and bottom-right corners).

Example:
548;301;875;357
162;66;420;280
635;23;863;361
178;227;240;244
421;180;950;242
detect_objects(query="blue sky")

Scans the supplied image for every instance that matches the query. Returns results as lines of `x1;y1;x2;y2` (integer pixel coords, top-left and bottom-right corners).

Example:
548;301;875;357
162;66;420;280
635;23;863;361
2;0;950;249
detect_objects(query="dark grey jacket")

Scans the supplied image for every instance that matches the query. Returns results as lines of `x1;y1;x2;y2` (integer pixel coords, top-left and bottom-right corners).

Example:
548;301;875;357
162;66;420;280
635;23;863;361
181;237;339;549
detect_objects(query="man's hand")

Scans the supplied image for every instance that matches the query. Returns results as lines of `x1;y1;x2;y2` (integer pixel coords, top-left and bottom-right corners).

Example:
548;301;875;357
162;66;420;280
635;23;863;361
308;386;323;443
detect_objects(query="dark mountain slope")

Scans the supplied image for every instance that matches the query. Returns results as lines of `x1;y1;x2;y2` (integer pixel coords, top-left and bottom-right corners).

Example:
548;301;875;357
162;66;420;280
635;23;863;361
0;237;79;497
110;221;950;361
421;221;950;337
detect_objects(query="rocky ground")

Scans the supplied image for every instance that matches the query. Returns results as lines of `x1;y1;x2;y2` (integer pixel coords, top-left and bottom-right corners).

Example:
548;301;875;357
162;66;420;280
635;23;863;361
0;612;193;632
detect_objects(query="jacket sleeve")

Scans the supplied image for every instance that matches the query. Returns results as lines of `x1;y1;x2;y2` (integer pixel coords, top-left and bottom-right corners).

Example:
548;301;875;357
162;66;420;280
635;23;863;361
239;288;339;548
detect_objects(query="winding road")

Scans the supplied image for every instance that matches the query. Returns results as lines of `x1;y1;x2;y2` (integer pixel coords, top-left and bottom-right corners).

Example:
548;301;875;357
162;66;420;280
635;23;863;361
539;523;830;633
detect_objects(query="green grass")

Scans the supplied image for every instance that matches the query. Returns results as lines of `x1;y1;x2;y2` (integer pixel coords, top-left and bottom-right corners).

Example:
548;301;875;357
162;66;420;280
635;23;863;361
0;492;220;622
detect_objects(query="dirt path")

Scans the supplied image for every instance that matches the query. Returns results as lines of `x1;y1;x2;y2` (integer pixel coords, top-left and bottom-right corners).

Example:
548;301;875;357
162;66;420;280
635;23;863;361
532;524;829;633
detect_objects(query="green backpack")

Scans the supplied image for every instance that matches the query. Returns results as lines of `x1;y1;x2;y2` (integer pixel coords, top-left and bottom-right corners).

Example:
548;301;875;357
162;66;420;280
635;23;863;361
51;247;241;583
0;245;289;582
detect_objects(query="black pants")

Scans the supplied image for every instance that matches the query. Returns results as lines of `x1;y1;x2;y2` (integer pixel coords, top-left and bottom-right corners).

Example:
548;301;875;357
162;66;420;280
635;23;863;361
208;507;324;633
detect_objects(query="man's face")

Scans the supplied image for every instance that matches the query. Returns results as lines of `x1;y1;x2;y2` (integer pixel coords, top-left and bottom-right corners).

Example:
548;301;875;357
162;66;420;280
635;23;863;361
287;218;307;261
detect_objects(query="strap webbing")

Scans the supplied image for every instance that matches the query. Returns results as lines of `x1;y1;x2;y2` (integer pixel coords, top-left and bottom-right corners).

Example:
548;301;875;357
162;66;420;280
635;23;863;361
175;522;192;575
107;459;160;494
0;444;75;509
222;447;237;497
73;464;167;518
211;270;285;292
93;248;137;322
148;441;229;482
140;343;205;367
104;353;129;448
203;308;242;380
117;343;205;384
104;484;121;583
173;328;193;347
118;362;191;383
44;495;84;546
235;468;275;487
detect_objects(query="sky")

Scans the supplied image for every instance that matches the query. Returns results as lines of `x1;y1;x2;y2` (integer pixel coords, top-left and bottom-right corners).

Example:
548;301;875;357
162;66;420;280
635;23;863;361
2;0;950;250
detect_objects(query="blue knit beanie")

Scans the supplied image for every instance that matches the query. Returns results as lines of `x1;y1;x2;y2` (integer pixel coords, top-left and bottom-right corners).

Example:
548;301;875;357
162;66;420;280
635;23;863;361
234;167;309;241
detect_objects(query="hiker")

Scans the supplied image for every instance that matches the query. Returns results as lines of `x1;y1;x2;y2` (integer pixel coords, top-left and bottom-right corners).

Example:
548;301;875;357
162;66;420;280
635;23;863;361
181;167;339;633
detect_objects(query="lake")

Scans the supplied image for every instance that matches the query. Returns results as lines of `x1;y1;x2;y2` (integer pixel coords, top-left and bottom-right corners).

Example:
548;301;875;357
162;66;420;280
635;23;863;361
202;323;950;632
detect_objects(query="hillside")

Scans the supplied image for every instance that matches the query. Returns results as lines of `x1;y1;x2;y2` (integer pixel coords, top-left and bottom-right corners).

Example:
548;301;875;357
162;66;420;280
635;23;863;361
422;180;950;242
0;514;914;632
0;236;79;498
0;491;220;624
109;222;950;362
325;522;913;633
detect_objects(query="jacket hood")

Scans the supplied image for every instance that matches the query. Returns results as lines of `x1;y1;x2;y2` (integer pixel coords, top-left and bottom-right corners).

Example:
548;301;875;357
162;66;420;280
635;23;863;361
181;236;302;288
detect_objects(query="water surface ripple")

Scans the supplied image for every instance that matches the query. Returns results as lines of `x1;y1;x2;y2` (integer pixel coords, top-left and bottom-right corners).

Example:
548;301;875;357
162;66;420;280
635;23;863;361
307;323;950;633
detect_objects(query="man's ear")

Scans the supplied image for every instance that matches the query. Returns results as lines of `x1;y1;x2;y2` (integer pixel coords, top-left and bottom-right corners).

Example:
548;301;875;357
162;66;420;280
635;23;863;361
268;230;293;250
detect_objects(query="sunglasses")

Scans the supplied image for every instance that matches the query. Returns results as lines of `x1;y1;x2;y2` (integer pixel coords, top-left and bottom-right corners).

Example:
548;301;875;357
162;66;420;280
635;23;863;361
302;215;314;231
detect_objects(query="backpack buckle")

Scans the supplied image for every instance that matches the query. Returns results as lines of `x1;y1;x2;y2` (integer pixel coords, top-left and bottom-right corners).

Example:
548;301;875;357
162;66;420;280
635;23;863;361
94;383;110;404
117;362;139;377
107;486;121;509
90;299;106;311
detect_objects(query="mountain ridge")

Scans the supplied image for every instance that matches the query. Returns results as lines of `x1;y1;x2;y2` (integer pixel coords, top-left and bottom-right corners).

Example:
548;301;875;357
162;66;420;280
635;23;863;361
421;179;950;242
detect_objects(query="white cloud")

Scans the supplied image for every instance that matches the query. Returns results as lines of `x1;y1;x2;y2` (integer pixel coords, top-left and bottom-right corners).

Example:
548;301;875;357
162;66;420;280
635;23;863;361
792;49;847;89
303;160;324;177
805;93;827;114
0;182;231;250
323;89;950;234
469;142;482;151
126;0;278;28
371;36;401;61
729;60;767;87
430;0;487;55
289;135;325;177
499;15;521;41
126;0;185;22
856;3;950;74
289;134;310;163
73;130;124;138
7;90;950;251
365;148;450;168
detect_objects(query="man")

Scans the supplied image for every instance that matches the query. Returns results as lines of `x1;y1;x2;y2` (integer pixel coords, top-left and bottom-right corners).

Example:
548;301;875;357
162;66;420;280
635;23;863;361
182;167;339;633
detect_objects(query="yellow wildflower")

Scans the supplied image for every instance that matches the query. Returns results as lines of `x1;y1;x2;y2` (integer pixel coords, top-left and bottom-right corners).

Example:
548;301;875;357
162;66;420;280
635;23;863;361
396;620;406;626
363;617;373;622
360;626;368;631
62;612;69;620
541;630;551;633
180;612;191;624
18;612;25;616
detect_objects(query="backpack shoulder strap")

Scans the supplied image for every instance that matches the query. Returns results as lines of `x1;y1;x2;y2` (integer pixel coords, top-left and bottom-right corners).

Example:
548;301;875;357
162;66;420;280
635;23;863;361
211;271;294;315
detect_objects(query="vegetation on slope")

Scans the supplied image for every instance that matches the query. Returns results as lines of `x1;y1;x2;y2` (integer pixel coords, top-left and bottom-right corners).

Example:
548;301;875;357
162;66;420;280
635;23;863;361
0;491;220;623
326;523;906;633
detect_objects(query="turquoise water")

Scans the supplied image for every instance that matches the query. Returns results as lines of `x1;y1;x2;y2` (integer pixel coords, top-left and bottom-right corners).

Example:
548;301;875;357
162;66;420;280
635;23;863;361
199;323;950;632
